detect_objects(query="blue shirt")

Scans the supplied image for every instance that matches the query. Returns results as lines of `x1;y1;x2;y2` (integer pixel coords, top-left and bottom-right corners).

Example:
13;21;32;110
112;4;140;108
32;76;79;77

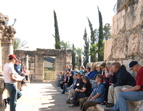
91;82;105;103
88;71;97;79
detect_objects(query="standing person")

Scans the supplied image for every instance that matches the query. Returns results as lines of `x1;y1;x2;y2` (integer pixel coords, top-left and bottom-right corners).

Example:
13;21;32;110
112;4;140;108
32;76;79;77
3;55;22;111
105;61;143;111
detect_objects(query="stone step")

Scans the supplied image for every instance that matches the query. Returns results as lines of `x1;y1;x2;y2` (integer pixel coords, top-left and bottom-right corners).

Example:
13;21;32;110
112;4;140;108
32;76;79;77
87;104;105;111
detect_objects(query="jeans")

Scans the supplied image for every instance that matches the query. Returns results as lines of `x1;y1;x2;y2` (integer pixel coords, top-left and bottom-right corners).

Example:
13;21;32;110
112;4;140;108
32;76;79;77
113;91;143;111
62;84;69;93
5;83;22;111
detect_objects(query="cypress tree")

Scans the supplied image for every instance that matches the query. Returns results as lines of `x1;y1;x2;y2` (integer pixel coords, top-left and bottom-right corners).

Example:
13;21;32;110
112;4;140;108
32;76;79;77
72;44;76;69
97;7;104;61
83;28;89;67
87;17;96;62
53;10;61;49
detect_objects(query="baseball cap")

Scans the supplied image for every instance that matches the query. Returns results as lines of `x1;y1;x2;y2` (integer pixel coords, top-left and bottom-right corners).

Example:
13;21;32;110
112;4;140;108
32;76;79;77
9;54;17;59
129;61;138;69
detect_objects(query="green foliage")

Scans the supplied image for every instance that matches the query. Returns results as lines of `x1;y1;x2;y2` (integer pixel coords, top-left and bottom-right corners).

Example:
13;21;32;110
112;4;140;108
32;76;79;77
53;10;61;49
97;7;104;61
60;40;71;50
13;37;29;50
75;48;83;68
72;44;76;69
87;17;96;44
90;43;98;61
87;17;97;62
83;28;89;67
103;23;112;40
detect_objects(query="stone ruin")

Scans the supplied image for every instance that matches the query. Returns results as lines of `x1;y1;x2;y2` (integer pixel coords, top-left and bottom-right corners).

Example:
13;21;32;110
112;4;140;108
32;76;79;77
104;0;143;67
0;13;16;110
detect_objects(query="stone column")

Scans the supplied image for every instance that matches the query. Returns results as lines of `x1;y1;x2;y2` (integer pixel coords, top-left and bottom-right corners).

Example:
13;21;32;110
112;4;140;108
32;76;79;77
0;77;5;111
9;39;13;54
26;55;29;69
0;38;2;75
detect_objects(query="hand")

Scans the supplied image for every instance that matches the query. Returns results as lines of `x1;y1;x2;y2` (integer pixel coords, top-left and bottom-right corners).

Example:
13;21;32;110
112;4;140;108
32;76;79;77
75;89;80;91
123;89;129;92
90;97;94;101
86;98;90;101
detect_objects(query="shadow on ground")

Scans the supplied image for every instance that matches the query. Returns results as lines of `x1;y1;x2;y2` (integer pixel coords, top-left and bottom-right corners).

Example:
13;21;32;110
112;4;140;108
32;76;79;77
38;82;79;111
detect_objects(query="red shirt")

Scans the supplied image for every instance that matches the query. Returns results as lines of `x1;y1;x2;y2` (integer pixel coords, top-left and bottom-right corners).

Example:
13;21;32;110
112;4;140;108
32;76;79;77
136;67;143;91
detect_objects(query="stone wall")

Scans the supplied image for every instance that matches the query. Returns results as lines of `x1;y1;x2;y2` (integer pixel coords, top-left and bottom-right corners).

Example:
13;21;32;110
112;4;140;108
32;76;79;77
105;0;143;62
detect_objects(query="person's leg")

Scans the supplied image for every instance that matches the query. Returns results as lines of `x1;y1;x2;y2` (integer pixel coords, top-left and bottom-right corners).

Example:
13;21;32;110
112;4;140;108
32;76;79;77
5;84;17;111
79;97;88;110
113;91;143;111
82;101;99;111
68;89;75;99
114;86;123;103
108;85;115;103
17;90;22;100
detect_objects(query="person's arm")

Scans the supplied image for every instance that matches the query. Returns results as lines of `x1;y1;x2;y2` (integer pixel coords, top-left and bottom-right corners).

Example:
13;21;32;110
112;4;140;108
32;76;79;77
10;73;17;81
90;85;105;100
123;85;141;92
76;87;87;92
113;70;127;87
86;92;93;101
90;93;100;100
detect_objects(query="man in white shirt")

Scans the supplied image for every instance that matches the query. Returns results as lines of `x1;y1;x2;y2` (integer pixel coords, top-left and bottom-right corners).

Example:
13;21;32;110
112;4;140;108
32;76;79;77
3;55;22;111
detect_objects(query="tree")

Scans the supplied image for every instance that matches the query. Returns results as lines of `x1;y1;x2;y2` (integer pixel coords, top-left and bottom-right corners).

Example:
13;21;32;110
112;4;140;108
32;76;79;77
53;10;61;49
87;17;96;62
103;23;112;40
83;28;89;67
90;43;98;61
75;48;83;68
60;40;71;50
97;7;104;61
13;37;29;50
72;44;76;69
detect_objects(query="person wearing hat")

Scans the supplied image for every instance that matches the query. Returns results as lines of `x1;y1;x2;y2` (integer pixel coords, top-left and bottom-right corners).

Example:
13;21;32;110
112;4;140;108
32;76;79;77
105;61;143;111
3;55;22;111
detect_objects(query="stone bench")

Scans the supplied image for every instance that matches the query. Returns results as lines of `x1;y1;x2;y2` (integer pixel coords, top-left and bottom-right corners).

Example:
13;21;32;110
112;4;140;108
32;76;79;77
87;101;143;111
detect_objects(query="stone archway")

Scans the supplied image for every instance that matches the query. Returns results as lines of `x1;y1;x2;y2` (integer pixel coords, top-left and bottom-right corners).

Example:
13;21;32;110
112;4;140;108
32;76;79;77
14;48;72;82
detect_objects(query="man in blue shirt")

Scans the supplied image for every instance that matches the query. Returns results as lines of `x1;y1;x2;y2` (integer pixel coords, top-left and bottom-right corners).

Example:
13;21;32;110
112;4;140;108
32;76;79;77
80;74;105;111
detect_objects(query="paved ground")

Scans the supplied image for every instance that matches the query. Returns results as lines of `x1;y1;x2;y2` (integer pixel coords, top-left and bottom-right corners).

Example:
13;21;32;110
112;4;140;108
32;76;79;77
5;82;80;111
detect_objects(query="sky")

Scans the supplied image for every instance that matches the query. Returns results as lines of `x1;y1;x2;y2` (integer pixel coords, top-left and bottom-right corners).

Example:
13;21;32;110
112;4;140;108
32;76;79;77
0;0;117;50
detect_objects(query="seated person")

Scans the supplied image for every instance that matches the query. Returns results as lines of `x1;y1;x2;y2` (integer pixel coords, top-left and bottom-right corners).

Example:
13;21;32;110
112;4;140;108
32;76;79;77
105;61;143;111
88;65;97;80
66;73;84;103
57;71;63;87
107;62;136;107
69;76;92;107
62;71;73;94
83;67;91;76
80;75;105;111
80;66;85;74
60;71;67;90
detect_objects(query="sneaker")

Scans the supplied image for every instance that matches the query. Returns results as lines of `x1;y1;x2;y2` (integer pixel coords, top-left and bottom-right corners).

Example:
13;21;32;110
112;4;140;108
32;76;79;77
104;108;116;111
106;103;114;108
66;99;73;104
65;92;68;94
69;104;77;108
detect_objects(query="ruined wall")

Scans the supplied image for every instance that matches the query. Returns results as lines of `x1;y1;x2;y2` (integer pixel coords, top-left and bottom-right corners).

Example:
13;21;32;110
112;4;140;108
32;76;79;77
105;0;143;62
14;49;72;82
